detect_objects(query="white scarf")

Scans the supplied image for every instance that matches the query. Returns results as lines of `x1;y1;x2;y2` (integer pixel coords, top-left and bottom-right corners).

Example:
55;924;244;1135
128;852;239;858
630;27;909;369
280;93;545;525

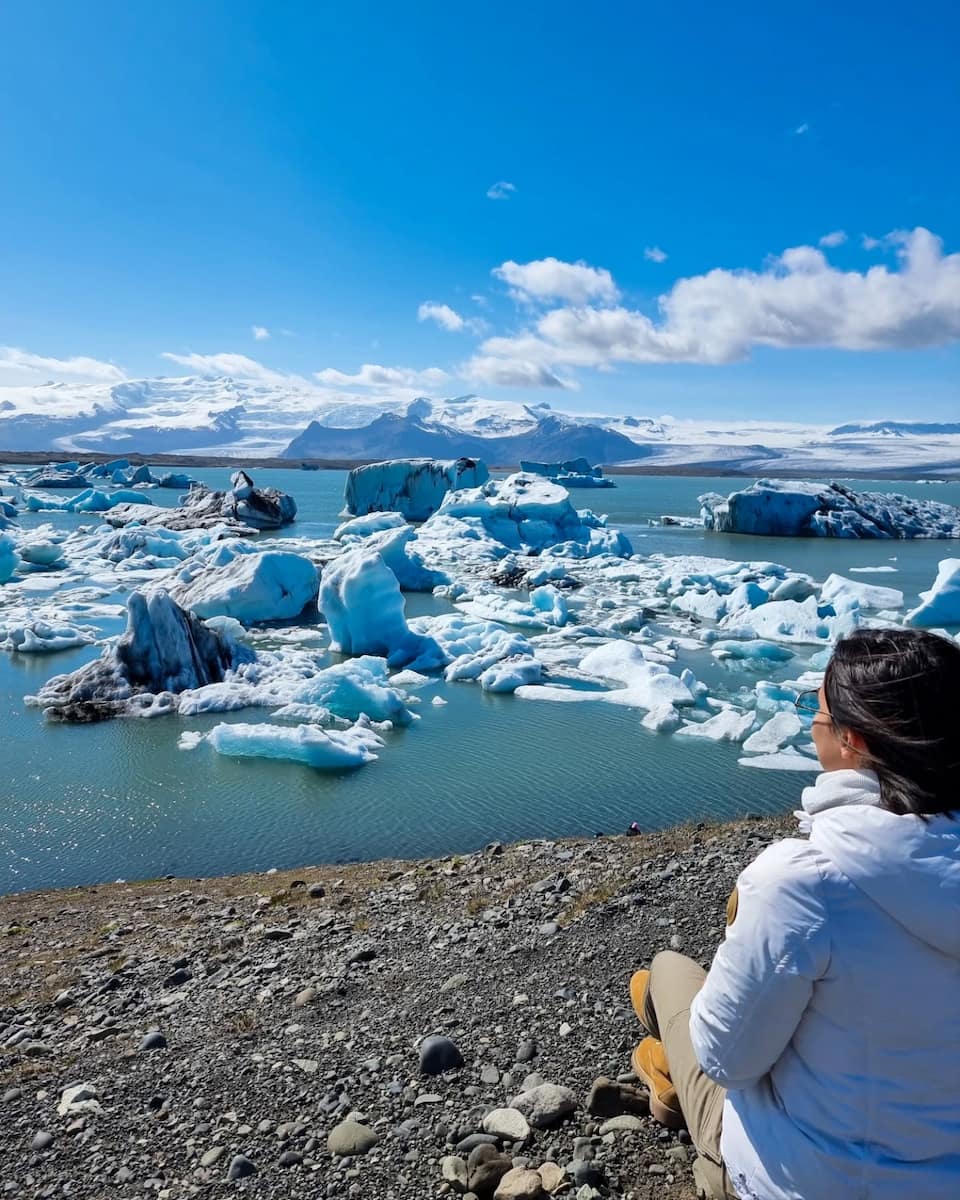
794;768;883;834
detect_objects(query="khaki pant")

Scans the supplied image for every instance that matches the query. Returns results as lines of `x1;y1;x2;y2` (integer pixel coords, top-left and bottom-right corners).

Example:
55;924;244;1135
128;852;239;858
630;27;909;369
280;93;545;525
642;951;737;1199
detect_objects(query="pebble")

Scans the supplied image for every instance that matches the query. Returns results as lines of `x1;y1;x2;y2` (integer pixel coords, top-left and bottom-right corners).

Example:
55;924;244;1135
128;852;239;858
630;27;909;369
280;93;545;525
510;1084;577;1129
493;1166;546;1199
31;1131;54;1151
481;1107;531;1143
278;1149;304;1167
515;1039;538;1063
163;967;191;988
419;1035;464;1075
598;1115;645;1134
327;1119;379;1156
440;1154;469;1189
227;1154;257;1180
200;1147;225;1167
294;986;318;1007
538;1162;567;1192
138;1031;167;1052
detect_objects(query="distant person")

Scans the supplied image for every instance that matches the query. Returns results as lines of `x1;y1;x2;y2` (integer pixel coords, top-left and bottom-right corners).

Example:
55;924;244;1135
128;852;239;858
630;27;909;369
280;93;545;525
629;628;960;1199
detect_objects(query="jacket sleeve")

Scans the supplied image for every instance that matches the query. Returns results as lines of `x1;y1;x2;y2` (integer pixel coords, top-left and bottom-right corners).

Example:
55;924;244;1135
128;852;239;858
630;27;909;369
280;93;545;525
689;839;831;1090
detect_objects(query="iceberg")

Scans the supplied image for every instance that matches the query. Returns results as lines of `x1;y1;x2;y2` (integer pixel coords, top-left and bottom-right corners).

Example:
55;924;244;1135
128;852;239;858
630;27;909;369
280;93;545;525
171;550;319;624
1;621;95;654
204;720;382;769
344;457;489;521
26;487;155;514
573;641;696;710
742;711;803;754
904;559;960;627
820;573;904;612
107;471;296;532
675;708;757;743
27;590;256;721
478;655;542;692
435;472;632;556
333;511;408;540
719;595;858;645
319;546;435;666
700;479;960;539
520;458;615;488
280;655;417;725
347;525;447;591
0;532;19;583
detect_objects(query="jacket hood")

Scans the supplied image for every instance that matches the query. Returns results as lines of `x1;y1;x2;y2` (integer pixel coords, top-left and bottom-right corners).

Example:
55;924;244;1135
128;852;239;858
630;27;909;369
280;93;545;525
810;799;960;958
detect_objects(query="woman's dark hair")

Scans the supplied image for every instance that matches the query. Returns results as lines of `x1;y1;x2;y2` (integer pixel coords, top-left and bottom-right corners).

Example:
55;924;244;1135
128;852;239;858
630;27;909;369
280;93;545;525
825;627;960;818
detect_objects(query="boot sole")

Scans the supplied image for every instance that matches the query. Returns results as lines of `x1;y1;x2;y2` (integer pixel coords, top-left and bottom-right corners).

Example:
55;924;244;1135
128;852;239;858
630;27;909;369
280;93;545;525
630;1044;684;1130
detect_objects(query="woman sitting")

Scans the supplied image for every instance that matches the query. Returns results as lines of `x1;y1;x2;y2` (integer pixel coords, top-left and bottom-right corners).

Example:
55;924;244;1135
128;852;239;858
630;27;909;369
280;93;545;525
630;627;960;1199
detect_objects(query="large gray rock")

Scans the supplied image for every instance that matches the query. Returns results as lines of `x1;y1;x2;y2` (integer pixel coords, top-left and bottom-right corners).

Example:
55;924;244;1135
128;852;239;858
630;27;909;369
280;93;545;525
327;1119;379;1156
509;1083;577;1129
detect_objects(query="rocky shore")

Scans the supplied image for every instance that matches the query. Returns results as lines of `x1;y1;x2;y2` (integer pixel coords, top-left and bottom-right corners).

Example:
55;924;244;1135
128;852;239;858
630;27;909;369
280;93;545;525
1;814;794;1199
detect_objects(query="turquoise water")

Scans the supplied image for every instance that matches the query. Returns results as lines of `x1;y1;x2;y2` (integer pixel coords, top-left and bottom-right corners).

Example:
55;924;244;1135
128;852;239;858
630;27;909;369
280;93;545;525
1;471;957;894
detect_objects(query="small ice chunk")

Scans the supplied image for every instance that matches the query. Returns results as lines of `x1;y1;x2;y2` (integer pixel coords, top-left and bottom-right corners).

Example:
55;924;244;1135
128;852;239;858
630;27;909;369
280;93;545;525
821;573;904;612
742;711;803;754
738;750;820;772
206;721;382;769
431;695;448;706
642;704;681;733
178;730;204;751
675;708;757;743
478;656;542;693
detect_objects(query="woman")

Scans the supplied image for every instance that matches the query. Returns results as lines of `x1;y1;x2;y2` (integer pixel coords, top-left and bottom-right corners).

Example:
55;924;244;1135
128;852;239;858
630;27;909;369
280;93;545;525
630;627;960;1200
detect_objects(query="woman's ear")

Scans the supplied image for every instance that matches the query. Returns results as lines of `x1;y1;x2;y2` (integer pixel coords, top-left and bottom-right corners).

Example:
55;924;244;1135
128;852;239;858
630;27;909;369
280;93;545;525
839;726;869;764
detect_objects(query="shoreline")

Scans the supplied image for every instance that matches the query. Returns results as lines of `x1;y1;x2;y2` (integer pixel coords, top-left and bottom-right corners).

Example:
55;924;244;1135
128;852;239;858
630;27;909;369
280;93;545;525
2;447;958;480
1;813;792;1199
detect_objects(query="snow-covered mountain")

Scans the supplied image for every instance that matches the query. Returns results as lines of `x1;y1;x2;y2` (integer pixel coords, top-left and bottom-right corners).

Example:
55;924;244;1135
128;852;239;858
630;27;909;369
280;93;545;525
1;374;959;475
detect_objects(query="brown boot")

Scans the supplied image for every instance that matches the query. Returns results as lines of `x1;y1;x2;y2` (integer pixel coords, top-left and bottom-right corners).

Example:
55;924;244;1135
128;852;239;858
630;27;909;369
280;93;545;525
631;1036;684;1129
629;968;650;1022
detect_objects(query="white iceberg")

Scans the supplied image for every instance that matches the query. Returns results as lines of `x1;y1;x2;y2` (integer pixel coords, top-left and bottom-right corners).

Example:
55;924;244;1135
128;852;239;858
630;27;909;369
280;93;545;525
436;473;632;557
344;457;489;521
334;511;407;540
904;559;960;627
720;595;859;645
478;655;543;693
171;550;319;624
519;641;696;711
675;708;757;743
742;711;804;754
1;621;95;654
205;720;382;769
820;573;904;612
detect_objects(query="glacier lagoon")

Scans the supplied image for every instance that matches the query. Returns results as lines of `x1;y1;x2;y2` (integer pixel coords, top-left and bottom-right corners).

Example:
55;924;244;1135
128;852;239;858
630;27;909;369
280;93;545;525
1;468;958;894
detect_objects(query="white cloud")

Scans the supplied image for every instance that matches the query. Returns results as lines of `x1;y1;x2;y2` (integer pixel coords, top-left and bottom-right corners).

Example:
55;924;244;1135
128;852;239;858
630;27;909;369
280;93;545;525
315;363;450;389
493;257;621;305
466;228;960;381
161;351;295;386
795;122;809;135
461;356;570;389
418;302;466;332
644;246;668;263
862;234;882;250
0;346;127;383
251;325;271;341
818;230;847;248
486;180;517;200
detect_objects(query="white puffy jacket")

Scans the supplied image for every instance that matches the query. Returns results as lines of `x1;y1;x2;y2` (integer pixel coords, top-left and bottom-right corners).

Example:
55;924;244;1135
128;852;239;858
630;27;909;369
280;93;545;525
690;769;960;1200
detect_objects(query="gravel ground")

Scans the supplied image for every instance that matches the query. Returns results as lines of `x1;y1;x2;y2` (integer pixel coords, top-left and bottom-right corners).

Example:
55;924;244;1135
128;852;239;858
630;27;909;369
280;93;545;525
1;814;793;1199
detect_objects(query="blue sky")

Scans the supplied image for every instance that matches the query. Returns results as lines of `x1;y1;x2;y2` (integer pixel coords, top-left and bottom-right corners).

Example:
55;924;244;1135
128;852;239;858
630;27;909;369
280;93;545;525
0;1;958;421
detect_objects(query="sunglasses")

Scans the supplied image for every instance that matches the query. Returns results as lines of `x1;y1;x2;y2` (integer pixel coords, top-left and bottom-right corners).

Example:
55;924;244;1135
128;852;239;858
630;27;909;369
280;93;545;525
795;689;831;719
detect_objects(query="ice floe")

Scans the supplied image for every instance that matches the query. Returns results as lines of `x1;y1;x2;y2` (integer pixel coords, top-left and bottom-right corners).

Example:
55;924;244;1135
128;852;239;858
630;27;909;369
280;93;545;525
201;720;383;769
